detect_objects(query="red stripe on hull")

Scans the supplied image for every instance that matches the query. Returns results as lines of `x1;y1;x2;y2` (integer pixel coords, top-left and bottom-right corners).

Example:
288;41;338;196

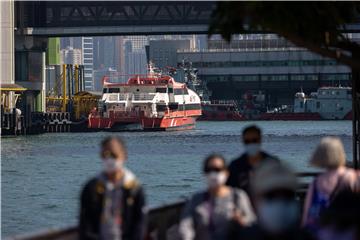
142;116;197;131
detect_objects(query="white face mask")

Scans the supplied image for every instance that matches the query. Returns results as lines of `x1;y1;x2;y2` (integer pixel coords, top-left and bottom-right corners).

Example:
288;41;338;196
244;143;261;157
206;172;227;189
257;199;299;234
103;158;124;173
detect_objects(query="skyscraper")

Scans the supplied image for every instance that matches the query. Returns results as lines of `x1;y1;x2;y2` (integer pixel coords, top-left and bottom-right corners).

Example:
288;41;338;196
82;37;94;91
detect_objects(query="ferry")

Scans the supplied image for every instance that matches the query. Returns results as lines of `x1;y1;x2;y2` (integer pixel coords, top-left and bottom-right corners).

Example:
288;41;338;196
88;65;202;131
259;86;352;120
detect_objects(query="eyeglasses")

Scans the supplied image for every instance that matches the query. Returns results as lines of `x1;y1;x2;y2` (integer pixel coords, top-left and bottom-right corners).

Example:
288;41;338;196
103;150;117;159
244;138;260;144
204;167;225;173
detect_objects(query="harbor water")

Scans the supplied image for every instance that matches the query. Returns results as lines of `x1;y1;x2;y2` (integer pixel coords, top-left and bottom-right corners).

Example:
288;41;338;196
2;121;352;237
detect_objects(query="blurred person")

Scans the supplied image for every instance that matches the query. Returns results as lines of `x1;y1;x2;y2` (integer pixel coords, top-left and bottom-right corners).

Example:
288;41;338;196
227;125;277;195
179;154;256;240
302;137;359;235
317;190;360;240
237;161;313;240
79;136;146;240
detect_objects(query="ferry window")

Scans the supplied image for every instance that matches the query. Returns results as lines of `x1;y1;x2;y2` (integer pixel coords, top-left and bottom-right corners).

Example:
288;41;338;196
184;88;188;94
174;89;183;95
168;88;173;93
156;104;167;112
103;88;108;93
168;102;178;110
109;88;120;93
156;88;167;93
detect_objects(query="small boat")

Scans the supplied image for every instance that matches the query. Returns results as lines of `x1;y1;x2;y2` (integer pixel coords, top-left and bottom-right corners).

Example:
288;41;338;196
88;64;202;131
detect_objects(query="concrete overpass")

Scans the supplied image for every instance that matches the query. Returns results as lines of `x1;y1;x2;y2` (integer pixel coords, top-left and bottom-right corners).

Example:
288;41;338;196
16;1;217;36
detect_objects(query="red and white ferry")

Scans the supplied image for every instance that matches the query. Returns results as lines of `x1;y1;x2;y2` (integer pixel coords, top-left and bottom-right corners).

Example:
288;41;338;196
88;66;202;131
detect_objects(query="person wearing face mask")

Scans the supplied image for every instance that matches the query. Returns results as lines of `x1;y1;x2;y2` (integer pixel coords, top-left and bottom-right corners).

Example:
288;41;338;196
227;125;278;196
79;136;146;240
179;154;256;240
237;161;314;240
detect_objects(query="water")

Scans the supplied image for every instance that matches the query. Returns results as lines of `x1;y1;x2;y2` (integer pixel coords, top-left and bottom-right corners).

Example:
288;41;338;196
1;121;352;237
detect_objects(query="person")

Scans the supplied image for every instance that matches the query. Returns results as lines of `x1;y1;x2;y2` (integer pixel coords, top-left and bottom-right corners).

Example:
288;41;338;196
317;190;360;240
179;154;256;240
79;136;146;240
237;161;314;240
302;137;359;235
227;125;277;195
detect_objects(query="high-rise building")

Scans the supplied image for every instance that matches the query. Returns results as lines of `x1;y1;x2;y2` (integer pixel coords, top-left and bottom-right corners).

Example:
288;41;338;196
124;36;148;51
47;38;61;65
60;47;82;65
82;37;94;91
115;36;125;74
149;39;191;68
93;68;118;92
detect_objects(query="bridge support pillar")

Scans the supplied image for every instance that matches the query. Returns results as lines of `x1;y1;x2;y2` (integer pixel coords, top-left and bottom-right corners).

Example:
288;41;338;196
15;36;48;113
0;0;15;109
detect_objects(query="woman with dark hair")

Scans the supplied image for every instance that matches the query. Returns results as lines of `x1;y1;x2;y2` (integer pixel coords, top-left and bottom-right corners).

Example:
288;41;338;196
179;154;256;240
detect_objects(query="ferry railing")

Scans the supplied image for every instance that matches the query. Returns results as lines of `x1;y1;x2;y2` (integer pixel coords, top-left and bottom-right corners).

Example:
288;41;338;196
6;172;319;240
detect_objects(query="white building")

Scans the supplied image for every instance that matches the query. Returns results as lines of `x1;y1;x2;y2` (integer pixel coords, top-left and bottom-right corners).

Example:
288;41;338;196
82;37;94;91
60;47;82;65
177;45;351;105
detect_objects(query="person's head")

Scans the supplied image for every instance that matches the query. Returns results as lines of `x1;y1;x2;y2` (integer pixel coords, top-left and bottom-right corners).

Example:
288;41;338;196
242;125;262;157
310;137;346;170
101;136;128;174
203;154;228;190
251;161;300;235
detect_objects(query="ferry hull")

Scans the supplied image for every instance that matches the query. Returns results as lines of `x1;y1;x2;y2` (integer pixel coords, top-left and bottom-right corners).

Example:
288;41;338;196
258;112;322;120
142;116;197;131
89;110;201;131
199;110;245;121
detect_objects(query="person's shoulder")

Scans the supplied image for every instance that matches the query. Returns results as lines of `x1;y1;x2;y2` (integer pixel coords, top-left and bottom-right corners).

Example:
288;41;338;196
229;154;247;167
82;176;105;195
188;191;208;204
232;187;249;197
122;168;142;191
262;151;279;161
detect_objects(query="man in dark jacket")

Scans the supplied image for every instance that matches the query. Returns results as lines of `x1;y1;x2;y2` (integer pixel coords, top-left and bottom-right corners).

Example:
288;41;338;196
79;137;146;240
226;125;277;195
